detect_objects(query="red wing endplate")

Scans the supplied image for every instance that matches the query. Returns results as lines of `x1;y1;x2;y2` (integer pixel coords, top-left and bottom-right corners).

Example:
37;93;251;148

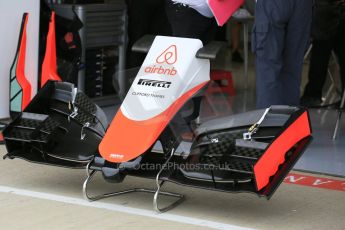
0;122;5;144
0;133;3;144
254;111;311;190
10;13;32;115
41;12;61;88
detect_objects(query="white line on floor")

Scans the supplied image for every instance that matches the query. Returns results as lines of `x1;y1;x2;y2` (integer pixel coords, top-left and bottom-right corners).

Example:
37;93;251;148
0;185;254;230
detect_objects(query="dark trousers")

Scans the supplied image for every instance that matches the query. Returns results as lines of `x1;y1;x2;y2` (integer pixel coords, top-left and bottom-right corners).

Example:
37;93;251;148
303;22;345;99
165;0;217;45
126;0;171;68
252;0;312;108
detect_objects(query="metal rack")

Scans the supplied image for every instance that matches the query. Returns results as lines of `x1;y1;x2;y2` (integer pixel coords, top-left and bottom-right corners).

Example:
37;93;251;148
52;2;127;106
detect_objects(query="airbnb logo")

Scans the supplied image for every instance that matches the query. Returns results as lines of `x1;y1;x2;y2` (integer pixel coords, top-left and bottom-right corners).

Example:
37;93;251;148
144;65;177;76
156;45;177;65
144;45;178;76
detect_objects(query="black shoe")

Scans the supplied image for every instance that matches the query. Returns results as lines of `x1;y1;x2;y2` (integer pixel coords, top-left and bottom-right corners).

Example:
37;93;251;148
300;96;322;108
232;50;244;63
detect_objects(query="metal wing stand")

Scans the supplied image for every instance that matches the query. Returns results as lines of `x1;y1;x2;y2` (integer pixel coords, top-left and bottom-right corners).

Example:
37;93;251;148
153;148;185;213
82;150;185;213
82;120;186;213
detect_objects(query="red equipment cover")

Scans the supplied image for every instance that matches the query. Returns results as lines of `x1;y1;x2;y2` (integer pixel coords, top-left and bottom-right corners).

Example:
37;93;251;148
41;12;62;88
10;13;32;113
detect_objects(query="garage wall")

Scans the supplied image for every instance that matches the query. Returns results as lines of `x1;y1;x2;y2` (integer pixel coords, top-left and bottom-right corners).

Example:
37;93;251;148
0;0;40;119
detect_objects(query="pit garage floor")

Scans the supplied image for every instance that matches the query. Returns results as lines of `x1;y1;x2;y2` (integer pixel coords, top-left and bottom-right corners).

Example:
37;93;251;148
1;144;344;230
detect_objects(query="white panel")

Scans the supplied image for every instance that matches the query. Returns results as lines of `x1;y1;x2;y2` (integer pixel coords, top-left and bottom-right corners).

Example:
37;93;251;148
121;36;210;121
0;0;40;118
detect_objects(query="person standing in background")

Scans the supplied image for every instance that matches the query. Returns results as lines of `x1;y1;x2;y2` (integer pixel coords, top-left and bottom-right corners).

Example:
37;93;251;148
231;7;254;63
231;21;244;63
165;0;217;45
301;0;345;107
125;0;171;68
164;0;217;131
252;0;313;108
